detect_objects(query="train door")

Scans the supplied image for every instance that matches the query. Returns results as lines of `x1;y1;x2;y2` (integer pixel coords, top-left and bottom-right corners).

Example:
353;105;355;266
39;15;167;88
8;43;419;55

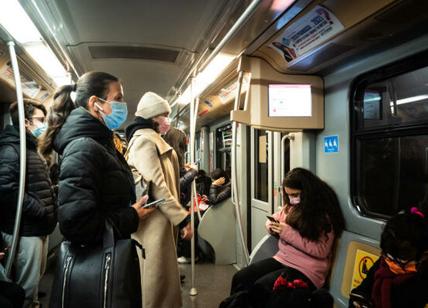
272;132;290;210
250;128;272;249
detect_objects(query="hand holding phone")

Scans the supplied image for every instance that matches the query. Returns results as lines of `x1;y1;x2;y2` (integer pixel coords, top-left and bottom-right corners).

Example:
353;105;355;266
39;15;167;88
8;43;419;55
266;215;279;223
349;292;371;308
142;198;165;209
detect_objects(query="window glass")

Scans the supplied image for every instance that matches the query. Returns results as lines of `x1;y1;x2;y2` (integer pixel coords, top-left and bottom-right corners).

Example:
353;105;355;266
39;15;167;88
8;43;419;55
352;53;428;217
356;135;428;216
357;67;428;130
215;124;232;172
254;129;269;202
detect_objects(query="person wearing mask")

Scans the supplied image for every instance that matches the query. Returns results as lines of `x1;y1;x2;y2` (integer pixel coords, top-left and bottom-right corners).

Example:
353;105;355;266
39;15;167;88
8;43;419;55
125;92;192;308
38;72;154;305
209;168;232;206
0;99;56;307
221;168;345;308
349;208;428;308
39;71;154;243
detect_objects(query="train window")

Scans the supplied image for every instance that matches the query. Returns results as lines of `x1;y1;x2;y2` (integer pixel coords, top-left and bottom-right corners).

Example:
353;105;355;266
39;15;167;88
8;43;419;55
351;51;428;217
254;129;269;202
215;124;232;171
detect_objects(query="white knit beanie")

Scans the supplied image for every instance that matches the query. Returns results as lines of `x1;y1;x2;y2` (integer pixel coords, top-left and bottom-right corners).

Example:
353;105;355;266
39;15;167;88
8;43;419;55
135;92;171;119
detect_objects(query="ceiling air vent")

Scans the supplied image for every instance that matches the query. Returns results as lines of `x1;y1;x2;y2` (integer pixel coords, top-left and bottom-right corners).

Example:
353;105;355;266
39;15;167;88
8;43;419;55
88;46;179;63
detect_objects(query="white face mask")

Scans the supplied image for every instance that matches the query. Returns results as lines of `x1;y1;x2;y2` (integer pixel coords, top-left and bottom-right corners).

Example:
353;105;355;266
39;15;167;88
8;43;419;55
289;196;300;205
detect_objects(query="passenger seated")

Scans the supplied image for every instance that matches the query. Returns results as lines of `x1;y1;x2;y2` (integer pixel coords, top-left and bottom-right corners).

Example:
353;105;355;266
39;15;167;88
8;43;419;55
196;169;212;197
220;168;344;308
349;208;428;308
209;168;231;206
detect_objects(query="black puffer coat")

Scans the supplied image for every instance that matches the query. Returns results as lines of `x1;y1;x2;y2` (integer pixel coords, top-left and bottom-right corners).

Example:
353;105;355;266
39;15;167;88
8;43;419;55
0;125;56;236
53;107;139;244
209;182;231;206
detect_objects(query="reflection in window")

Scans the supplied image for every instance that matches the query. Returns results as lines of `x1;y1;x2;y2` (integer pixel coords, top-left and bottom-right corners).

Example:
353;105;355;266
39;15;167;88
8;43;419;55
255;129;268;202
352;53;428;217
216;124;232;171
357;136;428;216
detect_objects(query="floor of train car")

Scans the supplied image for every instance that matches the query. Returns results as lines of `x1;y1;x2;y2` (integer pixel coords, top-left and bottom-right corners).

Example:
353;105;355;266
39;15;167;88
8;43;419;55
39;260;237;308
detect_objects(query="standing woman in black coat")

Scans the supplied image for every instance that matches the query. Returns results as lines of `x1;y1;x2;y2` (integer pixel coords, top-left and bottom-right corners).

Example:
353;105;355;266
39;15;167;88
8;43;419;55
39;71;154;245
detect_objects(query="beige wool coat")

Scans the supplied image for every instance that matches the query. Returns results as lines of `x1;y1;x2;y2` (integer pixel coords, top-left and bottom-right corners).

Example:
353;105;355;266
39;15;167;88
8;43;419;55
127;128;189;308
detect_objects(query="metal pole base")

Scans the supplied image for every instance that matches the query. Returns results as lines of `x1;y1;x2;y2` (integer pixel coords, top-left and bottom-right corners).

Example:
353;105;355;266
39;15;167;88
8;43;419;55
189;288;198;296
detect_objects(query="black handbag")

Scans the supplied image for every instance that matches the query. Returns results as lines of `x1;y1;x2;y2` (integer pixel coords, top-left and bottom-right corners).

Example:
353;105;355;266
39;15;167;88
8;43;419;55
49;221;142;308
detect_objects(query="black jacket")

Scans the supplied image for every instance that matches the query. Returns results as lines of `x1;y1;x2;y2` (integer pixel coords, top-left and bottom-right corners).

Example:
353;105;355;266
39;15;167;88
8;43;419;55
179;168;198;206
349;258;428;308
0;125;56;236
209;182;231;206
53;107;139;244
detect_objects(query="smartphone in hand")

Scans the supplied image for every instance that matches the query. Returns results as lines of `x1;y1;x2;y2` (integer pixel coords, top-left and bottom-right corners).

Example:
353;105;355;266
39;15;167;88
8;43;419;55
141;198;165;209
266;215;279;223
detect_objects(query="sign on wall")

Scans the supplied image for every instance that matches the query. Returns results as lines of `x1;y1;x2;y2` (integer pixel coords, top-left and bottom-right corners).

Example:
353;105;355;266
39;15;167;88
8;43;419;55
324;135;339;153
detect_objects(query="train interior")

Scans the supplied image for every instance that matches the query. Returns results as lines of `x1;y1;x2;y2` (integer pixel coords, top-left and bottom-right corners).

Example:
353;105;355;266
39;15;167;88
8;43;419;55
1;0;428;307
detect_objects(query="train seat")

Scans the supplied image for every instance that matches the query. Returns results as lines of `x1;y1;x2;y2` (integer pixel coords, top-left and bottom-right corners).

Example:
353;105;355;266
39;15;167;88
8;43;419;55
249;234;279;265
198;198;236;264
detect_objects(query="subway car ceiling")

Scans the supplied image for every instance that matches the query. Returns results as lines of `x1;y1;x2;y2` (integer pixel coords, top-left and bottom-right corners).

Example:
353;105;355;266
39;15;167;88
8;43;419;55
1;0;428;127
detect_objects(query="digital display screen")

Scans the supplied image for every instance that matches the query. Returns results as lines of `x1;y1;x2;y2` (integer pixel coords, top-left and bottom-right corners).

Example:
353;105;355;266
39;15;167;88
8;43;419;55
268;84;312;117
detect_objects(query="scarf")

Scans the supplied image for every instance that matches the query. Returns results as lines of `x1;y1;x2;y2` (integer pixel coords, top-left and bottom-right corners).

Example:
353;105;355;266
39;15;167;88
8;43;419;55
372;257;417;308
125;116;154;142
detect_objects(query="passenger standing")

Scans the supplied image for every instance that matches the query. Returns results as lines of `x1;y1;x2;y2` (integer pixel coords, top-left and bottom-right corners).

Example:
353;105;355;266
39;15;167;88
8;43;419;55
221;168;344;308
163;127;199;264
0;99;56;307
38;72;154;305
125;92;192;308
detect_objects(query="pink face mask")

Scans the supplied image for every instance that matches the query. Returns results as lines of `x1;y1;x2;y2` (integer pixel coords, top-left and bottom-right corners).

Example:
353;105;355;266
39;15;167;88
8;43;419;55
157;116;171;135
289;196;300;205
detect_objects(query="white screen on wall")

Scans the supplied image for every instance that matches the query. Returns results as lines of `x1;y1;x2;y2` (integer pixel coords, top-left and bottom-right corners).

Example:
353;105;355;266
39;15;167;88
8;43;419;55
268;84;312;117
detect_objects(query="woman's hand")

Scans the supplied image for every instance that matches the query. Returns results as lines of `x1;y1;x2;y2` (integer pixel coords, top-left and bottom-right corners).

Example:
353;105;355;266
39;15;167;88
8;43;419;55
180;221;193;240
269;222;286;235
132;195;155;220
184;163;197;171
212;177;225;186
201;195;209;203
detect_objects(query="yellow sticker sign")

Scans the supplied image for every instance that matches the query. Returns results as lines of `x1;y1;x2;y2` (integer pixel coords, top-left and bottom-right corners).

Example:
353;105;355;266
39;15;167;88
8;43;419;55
351;249;379;290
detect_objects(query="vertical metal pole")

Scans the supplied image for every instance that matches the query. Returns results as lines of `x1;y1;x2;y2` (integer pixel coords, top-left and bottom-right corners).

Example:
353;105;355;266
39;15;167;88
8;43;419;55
189;78;198;296
5;41;27;277
231;70;250;265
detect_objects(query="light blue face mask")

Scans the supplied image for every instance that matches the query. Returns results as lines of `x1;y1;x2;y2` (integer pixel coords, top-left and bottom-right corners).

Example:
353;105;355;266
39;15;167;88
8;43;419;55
96;99;128;130
31;122;47;138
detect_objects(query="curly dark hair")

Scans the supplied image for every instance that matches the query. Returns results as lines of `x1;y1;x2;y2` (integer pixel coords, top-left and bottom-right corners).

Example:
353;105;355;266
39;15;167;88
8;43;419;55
282;168;345;241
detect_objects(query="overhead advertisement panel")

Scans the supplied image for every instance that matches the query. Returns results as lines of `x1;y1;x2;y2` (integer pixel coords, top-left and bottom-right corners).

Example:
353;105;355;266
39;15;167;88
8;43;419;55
270;5;344;62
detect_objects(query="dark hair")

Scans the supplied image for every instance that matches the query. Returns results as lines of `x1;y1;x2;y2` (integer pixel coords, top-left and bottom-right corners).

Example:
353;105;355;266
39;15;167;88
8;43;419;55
211;168;228;182
39;71;119;166
163;127;187;168
282;168;345;241
9;99;47;126
381;211;428;261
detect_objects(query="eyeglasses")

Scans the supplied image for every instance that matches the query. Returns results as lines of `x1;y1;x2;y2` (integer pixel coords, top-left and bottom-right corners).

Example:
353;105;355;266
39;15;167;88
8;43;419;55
385;253;413;269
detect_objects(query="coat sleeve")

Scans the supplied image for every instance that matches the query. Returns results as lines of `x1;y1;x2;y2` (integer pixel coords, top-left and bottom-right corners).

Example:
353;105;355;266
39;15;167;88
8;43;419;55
129;137;188;226
58;139;138;244
180;169;197;191
279;223;335;259
0;145;47;219
209;184;231;205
